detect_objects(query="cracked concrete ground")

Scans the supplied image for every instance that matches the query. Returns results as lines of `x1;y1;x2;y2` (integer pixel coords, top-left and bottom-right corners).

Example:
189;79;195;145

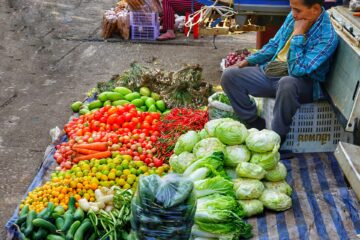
0;0;256;237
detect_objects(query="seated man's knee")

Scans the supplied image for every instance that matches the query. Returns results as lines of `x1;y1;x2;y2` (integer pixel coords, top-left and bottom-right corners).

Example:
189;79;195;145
221;67;243;88
278;76;297;92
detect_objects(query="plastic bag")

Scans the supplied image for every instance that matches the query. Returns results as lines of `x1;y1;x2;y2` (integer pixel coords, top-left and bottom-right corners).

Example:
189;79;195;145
131;174;196;240
350;0;360;11
208;92;239;120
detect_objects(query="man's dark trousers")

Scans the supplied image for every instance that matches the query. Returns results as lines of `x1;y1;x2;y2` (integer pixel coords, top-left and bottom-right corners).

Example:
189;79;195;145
220;66;313;137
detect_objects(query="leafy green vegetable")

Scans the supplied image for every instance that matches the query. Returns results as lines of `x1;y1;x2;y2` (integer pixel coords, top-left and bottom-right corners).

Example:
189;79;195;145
188;167;211;182
174;131;200;155
191;224;242;240
236;162;266;180
194;176;234;198
198;129;210;140
233;179;265;200
169;152;197;174
224;145;251;167
214;92;231;105
263;181;292;196
183;152;224;178
214;121;248;145
264;162;287;182
238;199;264;217
193;138;225;159
260;189;292;211
249;147;280;170
204;118;234;136
245;129;281;153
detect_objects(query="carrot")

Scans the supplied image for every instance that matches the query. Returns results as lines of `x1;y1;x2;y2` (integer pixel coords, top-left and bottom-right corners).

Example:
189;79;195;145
72;151;112;163
72;147;102;155
73;142;108;151
354;12;360;17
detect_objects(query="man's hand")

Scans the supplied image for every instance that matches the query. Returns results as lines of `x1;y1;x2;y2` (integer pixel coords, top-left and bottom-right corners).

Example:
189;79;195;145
232;59;249;68
293;19;313;35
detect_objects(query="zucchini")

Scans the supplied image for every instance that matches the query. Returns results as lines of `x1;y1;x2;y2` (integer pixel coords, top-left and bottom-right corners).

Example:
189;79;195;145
73;208;84;221
23;210;37;236
55;217;65;230
61;212;74;233
65;220;81;240
73;219;92;240
47;234;66;240
33;218;57;233
33;228;48;240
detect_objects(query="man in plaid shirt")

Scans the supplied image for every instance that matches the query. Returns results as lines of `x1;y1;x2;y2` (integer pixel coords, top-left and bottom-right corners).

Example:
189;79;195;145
221;0;338;144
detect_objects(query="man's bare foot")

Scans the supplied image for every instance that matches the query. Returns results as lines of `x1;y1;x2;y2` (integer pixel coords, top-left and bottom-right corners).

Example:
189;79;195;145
157;30;176;41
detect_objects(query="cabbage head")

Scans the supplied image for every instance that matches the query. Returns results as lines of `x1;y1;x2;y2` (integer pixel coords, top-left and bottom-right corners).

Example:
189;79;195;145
264;162;287;182
214;121;248;145
249;147;280;170
169;152;196;174
225;168;238;179
260;189;292;211
224;145;251;167
204;118;234;136
245;129;281;153
183;152;224;178
248;128;259;134
236;162;266;180
233;178;265;199
174;130;200;155
199;129;210;140
238;199;264;217
194;176;234;198
263;181;292;196
193;138;225;159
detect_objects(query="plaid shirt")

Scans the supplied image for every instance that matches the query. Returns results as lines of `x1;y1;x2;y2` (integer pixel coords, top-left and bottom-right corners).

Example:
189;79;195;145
246;8;339;100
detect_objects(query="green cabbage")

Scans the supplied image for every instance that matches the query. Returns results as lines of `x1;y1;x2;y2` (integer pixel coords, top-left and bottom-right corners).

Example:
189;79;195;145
263;181;292;196
264;162;287;182
204;118;234;136
224;145;251;167
233;179;265;199
260;189;292;211
235;162;266;180
196;194;241;223
199;129;210;140
225;168;238;179
169;152;196;174
183;152;224;178
245;129;281;153
194;176;234;198
174;130;200;155
193;138;225;159
248;128;259;134
238;199;264;217
214;121;248;145
249;147;280;170
188;167;211;182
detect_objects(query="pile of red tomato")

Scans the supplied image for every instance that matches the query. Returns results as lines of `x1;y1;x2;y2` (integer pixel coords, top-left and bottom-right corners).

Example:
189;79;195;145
55;104;164;169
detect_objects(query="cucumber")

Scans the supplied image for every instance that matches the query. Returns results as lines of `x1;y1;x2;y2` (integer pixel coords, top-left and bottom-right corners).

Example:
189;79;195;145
113;87;132;96
20;205;29;217
145;98;156;108
155;100;166;112
79;109;90;115
106;92;124;101
52;205;65;219
103;100;112;106
33;218;57;234
68;196;76;213
33;228;48;240
140;106;147;112
38;202;55;220
23;210;37;236
124;92;141;102
112;100;130;106
18;231;29;240
47;234;66;240
61;212;74;233
131;99;144;107
55;217;64;230
16;215;27;226
88;232;97;240
97;92;111;102
147;105;157;112
73;208;84;221
65;220;81;240
74;219;92;240
71;101;83;112
88;100;103;110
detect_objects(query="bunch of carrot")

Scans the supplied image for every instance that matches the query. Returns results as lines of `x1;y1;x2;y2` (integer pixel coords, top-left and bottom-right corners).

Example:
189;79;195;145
72;142;111;163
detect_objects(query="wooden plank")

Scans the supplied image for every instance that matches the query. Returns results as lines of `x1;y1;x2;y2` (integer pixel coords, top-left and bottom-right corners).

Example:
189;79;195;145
334;142;360;200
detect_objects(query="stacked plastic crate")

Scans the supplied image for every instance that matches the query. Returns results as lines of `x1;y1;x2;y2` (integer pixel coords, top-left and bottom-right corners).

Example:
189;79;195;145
130;11;159;40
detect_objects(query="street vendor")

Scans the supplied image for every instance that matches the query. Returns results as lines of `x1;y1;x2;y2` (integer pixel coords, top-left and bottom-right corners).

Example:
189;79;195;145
157;0;203;40
221;0;338;145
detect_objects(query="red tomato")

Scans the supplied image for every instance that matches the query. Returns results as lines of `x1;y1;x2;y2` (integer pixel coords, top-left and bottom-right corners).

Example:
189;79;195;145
154;158;163;167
